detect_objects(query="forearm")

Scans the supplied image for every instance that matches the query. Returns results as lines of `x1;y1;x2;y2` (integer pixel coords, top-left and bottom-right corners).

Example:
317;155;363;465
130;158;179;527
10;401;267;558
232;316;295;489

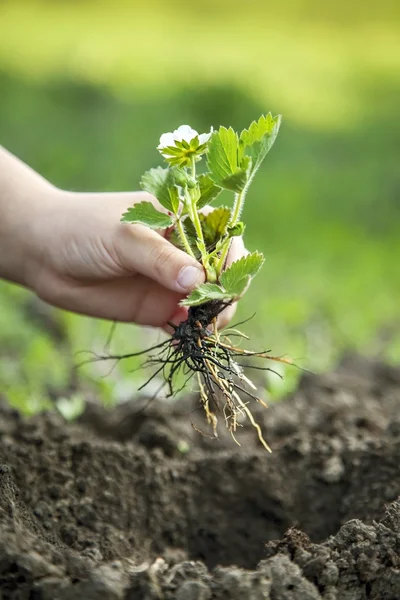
0;147;55;287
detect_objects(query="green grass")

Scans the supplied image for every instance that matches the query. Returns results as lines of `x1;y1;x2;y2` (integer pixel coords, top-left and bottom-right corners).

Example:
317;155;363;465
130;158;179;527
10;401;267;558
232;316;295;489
0;0;399;411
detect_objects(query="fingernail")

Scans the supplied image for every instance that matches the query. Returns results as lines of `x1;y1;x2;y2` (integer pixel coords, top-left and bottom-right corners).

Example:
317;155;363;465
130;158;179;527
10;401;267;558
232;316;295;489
177;265;203;290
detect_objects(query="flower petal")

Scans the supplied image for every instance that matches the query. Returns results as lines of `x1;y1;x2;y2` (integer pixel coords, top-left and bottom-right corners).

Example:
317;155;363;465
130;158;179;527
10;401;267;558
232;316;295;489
198;128;213;145
173;125;199;143
158;132;175;149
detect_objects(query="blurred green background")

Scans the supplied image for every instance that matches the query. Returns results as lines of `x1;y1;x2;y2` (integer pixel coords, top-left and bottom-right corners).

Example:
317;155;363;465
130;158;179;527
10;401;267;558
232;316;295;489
1;0;399;413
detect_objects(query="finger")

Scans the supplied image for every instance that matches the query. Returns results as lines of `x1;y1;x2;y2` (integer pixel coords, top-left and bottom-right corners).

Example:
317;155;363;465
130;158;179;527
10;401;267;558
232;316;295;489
55;191;206;294
36;271;186;327
225;235;248;267
163;305;189;334
217;303;237;329
113;219;205;294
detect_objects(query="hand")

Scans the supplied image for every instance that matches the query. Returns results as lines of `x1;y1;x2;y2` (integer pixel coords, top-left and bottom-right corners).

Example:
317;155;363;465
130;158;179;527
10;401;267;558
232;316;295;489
0;148;244;330
29;189;245;329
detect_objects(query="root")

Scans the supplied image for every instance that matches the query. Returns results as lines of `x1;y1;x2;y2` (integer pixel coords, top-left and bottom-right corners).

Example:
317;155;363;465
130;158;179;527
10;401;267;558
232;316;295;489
78;300;303;450
233;391;272;453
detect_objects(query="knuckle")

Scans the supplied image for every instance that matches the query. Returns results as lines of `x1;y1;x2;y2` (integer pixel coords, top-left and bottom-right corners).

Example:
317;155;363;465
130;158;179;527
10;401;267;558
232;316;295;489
151;243;179;280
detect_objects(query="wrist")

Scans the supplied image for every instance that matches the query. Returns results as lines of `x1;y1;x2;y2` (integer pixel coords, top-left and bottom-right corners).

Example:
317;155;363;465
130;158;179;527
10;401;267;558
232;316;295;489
0;186;53;290
0;147;59;289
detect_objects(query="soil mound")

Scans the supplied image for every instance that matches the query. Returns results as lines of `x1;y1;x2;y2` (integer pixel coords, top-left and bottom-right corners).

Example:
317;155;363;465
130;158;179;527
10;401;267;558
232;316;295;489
1;355;400;599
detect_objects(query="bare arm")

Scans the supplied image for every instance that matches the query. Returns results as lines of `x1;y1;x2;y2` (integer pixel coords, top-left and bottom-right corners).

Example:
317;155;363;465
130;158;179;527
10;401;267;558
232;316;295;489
0;146;56;286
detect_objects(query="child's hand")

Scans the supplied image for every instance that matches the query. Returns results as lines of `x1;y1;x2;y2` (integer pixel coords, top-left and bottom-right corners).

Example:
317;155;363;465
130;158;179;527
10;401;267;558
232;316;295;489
0;148;242;329
30;189;243;329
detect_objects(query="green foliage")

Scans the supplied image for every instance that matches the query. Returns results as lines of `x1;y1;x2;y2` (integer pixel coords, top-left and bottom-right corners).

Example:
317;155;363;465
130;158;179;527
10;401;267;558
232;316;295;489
201;207;231;247
220;252;265;295
180;282;231;306
171;207;233;260
158;136;209;167
182;251;265;306
169;218;197;255
197;174;222;209
240;113;282;176
219;168;249;193
138;115;279;301
207;127;239;179
227;222;245;237
121;201;173;229
140;167;180;213
207;127;249;192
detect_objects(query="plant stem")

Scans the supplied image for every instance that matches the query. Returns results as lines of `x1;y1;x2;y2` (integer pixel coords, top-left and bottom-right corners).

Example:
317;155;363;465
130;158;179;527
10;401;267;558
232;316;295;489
187;155;206;260
215;186;248;276
191;155;196;180
215;238;231;277
230;187;247;227
191;200;205;248
176;217;196;259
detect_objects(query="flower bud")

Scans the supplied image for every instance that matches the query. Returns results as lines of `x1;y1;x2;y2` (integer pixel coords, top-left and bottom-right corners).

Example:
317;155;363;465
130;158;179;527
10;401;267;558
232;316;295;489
186;176;197;189
227;222;245;237
172;168;188;187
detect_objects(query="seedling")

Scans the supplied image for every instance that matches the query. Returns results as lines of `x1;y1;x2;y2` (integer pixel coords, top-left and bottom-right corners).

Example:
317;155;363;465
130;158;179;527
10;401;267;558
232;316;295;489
87;116;294;449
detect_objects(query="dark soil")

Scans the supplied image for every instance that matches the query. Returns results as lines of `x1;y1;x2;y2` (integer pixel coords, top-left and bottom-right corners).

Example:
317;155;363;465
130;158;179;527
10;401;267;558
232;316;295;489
1;354;400;599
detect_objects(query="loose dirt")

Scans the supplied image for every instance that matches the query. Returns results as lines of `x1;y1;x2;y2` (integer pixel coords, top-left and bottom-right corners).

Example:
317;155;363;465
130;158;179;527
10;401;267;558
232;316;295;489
1;354;400;599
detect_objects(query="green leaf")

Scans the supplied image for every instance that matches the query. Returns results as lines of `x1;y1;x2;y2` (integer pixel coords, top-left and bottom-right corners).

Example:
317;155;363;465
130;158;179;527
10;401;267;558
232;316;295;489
207;126;238;179
197;174;222;209
121;202;174;229
219;168;248;192
239;113;282;175
171;167;189;187
171;207;231;258
225;275;249;297
140;167;180;213
200;206;231;247
207;127;248;192
240;113;280;147
220;251;264;295
180;283;232;307
227;221;245;237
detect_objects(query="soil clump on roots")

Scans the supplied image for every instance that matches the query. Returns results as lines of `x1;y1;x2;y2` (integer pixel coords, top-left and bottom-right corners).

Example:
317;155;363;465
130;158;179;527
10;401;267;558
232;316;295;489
1;354;400;598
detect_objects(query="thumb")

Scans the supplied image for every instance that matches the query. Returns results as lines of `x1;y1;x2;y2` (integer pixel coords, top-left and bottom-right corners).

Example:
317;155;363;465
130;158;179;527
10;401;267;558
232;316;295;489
114;220;205;294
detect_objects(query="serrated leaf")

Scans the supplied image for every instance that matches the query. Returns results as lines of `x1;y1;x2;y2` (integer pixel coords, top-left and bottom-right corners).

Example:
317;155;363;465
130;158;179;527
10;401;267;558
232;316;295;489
140;167;180;213
220;251;264;295
206;126;249;192
207;126;238;179
197;174;222;209
240;113;278;146
171;167;189;187
239;113;281;175
219;168;248;192
121;202;174;229
200;206;231;247
226;275;249;297
180;283;232;307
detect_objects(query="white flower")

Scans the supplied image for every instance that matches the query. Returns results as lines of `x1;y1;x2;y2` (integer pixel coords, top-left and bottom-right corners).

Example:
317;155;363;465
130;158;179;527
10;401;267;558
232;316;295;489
158;125;213;152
